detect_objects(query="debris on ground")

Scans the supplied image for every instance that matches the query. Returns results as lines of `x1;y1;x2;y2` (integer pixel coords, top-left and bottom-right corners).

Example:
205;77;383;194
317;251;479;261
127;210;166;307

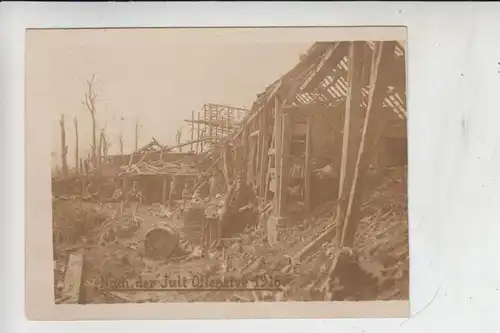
53;165;408;303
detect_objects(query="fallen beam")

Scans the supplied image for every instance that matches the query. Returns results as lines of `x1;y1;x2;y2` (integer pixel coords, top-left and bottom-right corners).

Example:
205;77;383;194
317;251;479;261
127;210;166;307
304;116;313;214
340;41;397;247
184;119;239;130
293;223;336;263
163;137;215;152
335;41;366;246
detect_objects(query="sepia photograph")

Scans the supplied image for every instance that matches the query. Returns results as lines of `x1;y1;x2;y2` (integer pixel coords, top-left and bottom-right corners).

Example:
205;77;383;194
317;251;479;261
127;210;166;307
25;27;408;319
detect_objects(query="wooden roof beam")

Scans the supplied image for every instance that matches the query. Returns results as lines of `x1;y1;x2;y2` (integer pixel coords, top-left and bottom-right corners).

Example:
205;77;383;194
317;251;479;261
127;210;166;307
282;102;346;118
299;42;349;94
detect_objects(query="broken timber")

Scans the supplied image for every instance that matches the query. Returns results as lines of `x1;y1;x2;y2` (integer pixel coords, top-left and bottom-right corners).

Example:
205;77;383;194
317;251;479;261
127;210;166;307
61;250;85;304
258;111;269;197
292;41;397;263
272;97;283;216
340;41;396;247
304;116;313;214
335;41;367;246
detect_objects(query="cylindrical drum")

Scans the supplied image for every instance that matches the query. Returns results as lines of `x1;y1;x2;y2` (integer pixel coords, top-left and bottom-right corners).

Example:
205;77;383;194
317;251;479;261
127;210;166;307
144;225;179;260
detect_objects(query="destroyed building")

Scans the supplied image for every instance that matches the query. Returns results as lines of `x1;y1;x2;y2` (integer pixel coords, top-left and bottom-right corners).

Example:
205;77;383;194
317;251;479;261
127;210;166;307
53;40;408;304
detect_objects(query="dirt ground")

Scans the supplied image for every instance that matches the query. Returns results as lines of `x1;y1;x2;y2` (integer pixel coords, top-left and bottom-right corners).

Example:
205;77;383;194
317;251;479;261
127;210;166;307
54;166;408;303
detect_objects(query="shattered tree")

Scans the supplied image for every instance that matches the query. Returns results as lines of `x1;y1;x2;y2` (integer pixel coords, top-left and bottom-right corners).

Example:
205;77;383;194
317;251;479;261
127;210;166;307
82;74;98;167
74;117;79;174
59;114;69;177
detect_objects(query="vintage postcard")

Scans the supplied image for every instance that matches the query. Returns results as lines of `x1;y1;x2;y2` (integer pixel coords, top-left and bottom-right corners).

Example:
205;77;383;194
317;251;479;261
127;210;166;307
25;27;409;320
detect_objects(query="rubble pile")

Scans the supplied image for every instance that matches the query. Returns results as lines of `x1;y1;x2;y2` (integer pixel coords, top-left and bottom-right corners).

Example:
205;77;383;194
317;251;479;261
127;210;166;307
52;200;108;254
259;166;409;301
85;244;145;281
54;165;408;304
119;159;199;176
52;200;110;301
355;166;409;300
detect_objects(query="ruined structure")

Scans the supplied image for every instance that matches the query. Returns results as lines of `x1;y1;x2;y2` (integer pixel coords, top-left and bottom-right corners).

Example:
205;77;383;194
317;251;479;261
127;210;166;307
206;41;406;247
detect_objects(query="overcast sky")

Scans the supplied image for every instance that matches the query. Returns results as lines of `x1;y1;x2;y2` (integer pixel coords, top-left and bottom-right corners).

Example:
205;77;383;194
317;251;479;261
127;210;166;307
25;29;310;168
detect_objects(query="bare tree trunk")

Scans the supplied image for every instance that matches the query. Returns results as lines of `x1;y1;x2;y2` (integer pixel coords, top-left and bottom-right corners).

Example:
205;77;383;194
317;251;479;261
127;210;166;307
59;114;69;177
97;128;104;169
82;74;98;168
135;120;139;152
74;117;79;174
120;136;124;155
102;130;109;157
91;114;97;166
119;134;124;164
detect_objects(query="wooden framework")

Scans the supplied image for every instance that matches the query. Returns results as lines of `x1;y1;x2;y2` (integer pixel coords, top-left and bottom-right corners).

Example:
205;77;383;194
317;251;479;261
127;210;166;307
220;40;406;249
185;103;250;152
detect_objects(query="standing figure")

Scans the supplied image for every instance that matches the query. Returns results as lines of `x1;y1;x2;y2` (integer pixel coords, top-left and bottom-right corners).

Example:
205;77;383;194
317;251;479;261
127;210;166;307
209;170;218;199
168;175;179;210
181;183;191;211
126;180;142;219
219;172;258;237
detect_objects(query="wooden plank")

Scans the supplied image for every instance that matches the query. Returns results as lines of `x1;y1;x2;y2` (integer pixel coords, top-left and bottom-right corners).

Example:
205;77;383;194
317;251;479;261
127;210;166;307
272;97;283;215
282;102;345;118
293;224;336;263
340;41;397;247
256;113;263;188
258;112;269;197
61;251;85;304
248;136;257;187
221;142;233;189
335;41;367;246
242;125;250;175
304;116;313;214
278;112;291;215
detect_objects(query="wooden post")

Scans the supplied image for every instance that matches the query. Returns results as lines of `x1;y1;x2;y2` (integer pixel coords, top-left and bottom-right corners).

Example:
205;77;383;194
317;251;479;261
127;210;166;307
74;117;79;174
304;116;313;214
242;126;250;178
248;134;257;187
196;112;200;153
278;112;291;215
256;113;264;191
340;41;396;247
208;105;213;145
273;97;283;216
335;41;366;246
161;175;168;204
215;105;220;141
190;110;194;152
260;115;270;198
